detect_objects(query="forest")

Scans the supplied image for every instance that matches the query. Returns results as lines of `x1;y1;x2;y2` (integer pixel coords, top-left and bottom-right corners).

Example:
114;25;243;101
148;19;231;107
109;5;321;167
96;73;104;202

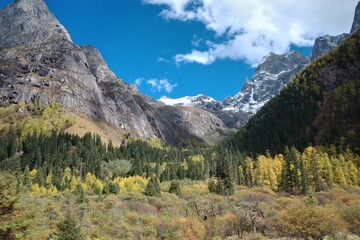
225;30;360;155
0;101;360;239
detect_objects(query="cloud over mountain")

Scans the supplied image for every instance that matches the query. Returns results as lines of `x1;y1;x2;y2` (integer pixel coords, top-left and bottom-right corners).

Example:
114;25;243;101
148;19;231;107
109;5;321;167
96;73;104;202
144;0;358;66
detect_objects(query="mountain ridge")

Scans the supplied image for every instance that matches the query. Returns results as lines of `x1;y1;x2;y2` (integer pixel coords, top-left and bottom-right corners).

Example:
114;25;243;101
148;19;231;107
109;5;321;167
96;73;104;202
161;51;310;124
225;29;360;154
0;0;229;145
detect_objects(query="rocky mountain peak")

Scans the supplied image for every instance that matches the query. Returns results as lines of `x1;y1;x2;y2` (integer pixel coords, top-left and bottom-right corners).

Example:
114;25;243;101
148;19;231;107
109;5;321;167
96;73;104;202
256;51;307;74
311;34;349;61
0;0;71;48
13;0;46;10
0;0;230;145
222;51;309;115
312;2;359;61
351;1;360;33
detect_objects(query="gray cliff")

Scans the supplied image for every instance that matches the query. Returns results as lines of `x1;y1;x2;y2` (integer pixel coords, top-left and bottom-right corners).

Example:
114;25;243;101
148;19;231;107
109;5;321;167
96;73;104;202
0;0;228;144
311;34;349;61
351;1;360;34
222;51;309;116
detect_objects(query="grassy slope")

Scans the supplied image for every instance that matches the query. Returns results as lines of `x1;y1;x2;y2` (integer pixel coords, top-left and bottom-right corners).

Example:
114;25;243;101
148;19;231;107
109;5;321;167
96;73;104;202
64;113;125;147
0;103;125;146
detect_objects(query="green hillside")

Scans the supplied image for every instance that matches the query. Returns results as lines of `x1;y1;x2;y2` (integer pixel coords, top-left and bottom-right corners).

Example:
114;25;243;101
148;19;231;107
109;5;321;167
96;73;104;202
225;30;360;154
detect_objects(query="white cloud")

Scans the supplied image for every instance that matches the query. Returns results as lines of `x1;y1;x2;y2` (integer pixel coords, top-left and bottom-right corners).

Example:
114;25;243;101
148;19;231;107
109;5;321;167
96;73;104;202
135;78;144;86
175;50;216;65
143;78;177;93
144;0;358;66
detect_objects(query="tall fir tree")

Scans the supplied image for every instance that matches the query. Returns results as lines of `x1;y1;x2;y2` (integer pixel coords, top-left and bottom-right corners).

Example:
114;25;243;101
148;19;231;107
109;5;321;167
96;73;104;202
144;176;161;197
223;150;234;195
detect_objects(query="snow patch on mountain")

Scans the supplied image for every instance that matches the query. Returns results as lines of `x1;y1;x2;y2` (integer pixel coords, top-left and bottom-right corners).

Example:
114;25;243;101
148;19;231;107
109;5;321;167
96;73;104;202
159;94;219;107
160;51;309;117
222;51;310;115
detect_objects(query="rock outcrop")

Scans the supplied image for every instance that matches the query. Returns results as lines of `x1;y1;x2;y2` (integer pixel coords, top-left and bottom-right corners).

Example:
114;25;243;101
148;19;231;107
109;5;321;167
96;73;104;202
222;51;309;115
311;1;359;61
351;1;360;34
160;52;309;126
311;34;349;61
0;0;228;145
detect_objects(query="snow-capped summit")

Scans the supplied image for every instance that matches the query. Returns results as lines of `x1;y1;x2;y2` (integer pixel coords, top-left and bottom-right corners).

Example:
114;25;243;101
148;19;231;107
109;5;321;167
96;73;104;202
222;51;310;115
159;94;220;108
311;34;349;61
160;51;310;120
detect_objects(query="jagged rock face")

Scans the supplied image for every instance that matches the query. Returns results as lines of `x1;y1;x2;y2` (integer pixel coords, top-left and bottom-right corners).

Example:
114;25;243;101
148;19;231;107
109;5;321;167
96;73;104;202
0;0;71;48
222;51;309;115
0;0;228;145
160;52;309;126
311;34;349;61
351;1;360;34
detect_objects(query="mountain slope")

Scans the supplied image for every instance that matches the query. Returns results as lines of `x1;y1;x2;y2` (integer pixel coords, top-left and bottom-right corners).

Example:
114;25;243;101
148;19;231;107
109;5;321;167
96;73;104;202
351;1;360;34
160;51;310;127
0;0;228;145
311;34;349;61
223;51;309;115
225;30;360;154
159;94;249;128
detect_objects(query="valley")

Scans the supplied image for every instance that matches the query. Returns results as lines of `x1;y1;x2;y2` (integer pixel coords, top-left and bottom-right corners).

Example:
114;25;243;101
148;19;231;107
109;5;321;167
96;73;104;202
0;0;360;239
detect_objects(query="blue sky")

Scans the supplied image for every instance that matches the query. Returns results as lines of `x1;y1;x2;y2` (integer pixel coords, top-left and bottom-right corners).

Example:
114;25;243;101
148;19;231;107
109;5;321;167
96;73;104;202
1;0;358;100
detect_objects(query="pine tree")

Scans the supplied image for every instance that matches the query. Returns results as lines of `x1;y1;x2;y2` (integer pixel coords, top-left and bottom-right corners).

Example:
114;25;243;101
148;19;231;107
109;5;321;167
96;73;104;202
0;172;29;240
56;212;85;240
23;165;30;190
300;157;309;195
75;184;85;203
238;166;245;186
223;151;234;195
144;176;161;197
245;157;254;187
280;147;293;193
290;147;301;192
6;127;17;158
299;157;308;195
322;154;334;189
168;181;181;196
208;178;217;193
216;179;225;195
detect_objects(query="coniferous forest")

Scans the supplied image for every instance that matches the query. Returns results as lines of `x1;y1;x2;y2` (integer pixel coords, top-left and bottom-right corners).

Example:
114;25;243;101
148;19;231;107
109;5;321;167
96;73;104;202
1;12;360;240
1;100;360;239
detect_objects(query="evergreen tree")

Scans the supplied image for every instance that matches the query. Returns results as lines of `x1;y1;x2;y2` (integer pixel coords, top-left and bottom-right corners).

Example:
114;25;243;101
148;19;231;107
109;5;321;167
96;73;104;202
168;181;181;196
75;184;85;203
6;127;17;158
108;181;120;195
56;212;85;240
208;178;217;193
238;166;245;186
280;147;293;193
245;157;254;187
23;165;30;190
299;157;308;194
216;179;225;195
144;176;161;197
223;150;234;195
0;172;29;240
